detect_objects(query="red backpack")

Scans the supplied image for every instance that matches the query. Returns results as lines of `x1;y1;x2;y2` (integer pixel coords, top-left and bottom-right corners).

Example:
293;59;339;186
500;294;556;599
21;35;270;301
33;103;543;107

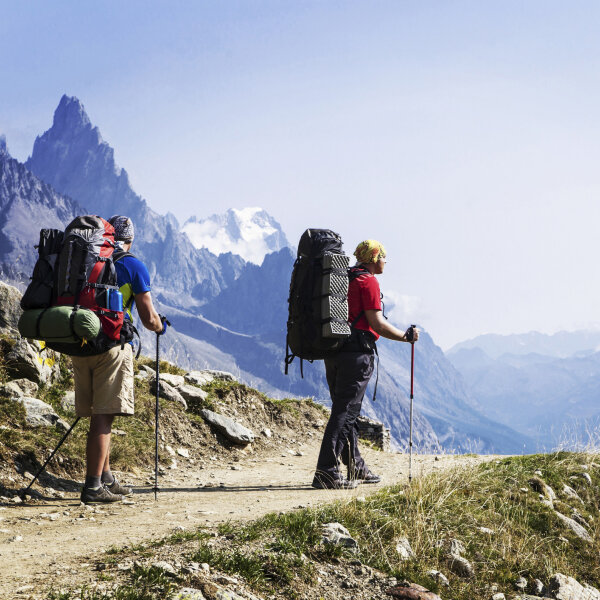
21;215;134;356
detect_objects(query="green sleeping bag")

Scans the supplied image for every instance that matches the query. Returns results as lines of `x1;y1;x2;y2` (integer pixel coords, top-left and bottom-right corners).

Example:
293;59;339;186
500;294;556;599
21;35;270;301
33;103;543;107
18;306;101;344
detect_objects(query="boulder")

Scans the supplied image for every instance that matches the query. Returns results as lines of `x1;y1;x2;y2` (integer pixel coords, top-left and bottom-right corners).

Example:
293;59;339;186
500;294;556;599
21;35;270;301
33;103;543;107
185;370;236;386
159;373;185;387
150;379;187;410
0;378;39;398
447;554;474;578
200;409;254;445
427;570;449;587
555;512;592;542
321;522;358;549
562;484;584;504
0;281;23;334
11;396;69;431
515;577;528;591
5;339;60;385
386;583;442;600
60;390;75;414
178;384;208;403
395;537;416;560
549;573;600;600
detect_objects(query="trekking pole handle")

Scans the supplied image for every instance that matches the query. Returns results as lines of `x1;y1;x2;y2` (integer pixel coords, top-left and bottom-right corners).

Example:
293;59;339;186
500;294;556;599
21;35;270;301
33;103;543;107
405;324;417;343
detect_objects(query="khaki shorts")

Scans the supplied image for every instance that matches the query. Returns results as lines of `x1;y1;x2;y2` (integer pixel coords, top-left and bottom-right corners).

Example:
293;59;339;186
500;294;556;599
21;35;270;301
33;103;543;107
72;344;134;417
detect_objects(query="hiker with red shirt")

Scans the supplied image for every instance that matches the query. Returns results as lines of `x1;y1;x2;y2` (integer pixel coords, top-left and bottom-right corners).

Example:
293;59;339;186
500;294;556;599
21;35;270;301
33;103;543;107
312;240;419;490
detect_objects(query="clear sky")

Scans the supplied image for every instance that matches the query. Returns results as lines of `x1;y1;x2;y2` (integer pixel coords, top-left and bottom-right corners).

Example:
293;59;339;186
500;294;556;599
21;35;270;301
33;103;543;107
2;1;600;349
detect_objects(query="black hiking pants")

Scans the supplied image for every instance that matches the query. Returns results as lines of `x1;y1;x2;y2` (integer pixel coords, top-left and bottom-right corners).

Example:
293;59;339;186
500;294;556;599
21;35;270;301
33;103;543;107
314;350;375;483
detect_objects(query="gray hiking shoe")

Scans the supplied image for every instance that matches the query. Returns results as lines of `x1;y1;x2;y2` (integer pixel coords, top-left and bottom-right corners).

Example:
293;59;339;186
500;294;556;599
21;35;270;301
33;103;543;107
106;478;133;497
81;484;123;504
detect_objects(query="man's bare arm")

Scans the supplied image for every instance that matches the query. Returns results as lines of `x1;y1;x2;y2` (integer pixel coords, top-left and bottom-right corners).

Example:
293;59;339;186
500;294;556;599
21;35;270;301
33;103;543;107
134;291;163;333
364;309;419;342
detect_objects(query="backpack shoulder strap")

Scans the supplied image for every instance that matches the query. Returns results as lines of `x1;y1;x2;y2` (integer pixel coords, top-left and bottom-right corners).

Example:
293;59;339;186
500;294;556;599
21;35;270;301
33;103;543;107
113;250;135;263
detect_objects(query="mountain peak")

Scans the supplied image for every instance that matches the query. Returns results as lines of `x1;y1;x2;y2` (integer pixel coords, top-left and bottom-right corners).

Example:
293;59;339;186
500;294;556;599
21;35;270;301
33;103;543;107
53;95;91;131
0;135;8;157
182;207;292;265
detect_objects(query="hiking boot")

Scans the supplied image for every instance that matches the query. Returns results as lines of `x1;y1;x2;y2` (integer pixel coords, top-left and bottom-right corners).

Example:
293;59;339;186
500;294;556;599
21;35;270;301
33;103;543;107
81;484;123;504
355;470;381;484
106;478;133;497
312;474;359;490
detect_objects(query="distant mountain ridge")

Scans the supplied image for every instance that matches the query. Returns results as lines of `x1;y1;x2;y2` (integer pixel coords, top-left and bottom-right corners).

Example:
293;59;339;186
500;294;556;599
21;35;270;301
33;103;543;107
448;332;600;449
0;94;532;454
448;330;600;360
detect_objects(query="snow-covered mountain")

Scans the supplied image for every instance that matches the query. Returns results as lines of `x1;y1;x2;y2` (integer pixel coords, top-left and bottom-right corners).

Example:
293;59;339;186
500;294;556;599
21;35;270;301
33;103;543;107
182;208;291;265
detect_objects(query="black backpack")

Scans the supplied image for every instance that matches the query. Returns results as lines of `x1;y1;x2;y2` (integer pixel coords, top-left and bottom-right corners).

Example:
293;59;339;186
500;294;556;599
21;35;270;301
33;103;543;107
285;229;352;375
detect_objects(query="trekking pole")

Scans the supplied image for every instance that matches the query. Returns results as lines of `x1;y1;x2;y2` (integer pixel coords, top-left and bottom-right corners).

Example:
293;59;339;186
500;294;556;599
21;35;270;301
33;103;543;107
154;332;160;501
408;325;416;483
153;315;170;501
20;417;81;500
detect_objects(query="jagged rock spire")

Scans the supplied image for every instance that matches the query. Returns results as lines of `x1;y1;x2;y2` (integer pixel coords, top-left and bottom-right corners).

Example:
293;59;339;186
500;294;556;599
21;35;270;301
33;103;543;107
52;95;91;131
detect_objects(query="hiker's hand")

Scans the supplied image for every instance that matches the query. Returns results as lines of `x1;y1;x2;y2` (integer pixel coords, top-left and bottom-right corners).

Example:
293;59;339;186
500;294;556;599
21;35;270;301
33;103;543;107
158;314;170;335
405;326;419;343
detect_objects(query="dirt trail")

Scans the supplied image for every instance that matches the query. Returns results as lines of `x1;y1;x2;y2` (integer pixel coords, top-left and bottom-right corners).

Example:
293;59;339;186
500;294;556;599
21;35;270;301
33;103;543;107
0;444;495;597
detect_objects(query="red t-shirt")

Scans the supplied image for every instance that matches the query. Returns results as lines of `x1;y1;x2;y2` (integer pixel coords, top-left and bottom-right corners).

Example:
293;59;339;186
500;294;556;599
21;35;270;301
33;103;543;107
348;273;382;340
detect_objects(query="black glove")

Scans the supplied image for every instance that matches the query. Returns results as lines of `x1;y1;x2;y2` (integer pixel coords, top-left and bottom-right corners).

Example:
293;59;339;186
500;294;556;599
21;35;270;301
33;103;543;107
158;314;170;335
405;325;416;343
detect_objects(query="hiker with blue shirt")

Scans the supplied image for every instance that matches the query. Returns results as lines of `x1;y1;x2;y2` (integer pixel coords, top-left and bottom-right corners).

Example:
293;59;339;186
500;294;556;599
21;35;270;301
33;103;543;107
74;215;167;504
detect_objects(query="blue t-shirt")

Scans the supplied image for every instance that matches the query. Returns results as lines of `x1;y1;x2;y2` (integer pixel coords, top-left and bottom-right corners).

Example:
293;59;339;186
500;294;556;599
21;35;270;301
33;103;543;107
114;254;151;321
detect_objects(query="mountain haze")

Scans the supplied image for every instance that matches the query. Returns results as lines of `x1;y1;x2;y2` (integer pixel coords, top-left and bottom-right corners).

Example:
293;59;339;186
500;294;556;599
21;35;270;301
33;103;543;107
0;95;533;454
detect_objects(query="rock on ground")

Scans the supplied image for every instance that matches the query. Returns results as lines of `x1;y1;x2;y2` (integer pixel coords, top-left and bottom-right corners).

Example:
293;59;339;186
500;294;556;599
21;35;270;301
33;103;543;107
555;511;592;543
150;379;187;410
185;370;236;386
395;537;416;560
0;378;39;398
159;373;185;387
549;573;600;600
447;554;474;578
6;339;60;385
0;281;23;334
200;409;254;445
321;522;358;549
386;582;442;600
178;384;208;403
427;570;449;587
11;396;69;430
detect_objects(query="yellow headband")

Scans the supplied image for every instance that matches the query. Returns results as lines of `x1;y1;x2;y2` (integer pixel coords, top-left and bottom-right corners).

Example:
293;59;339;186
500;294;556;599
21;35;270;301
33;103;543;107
354;239;386;264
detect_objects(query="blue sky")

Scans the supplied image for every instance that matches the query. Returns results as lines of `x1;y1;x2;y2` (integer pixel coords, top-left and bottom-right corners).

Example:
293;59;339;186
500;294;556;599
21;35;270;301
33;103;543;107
1;2;600;348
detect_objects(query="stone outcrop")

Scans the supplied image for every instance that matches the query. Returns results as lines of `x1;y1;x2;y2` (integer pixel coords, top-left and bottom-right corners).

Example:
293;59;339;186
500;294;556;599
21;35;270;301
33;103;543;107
11;396;69;431
0;281;23;334
0;378;39;398
200;409;254;445
5;339;60;385
549;573;600;600
185;370;236;387
150;379;187;410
